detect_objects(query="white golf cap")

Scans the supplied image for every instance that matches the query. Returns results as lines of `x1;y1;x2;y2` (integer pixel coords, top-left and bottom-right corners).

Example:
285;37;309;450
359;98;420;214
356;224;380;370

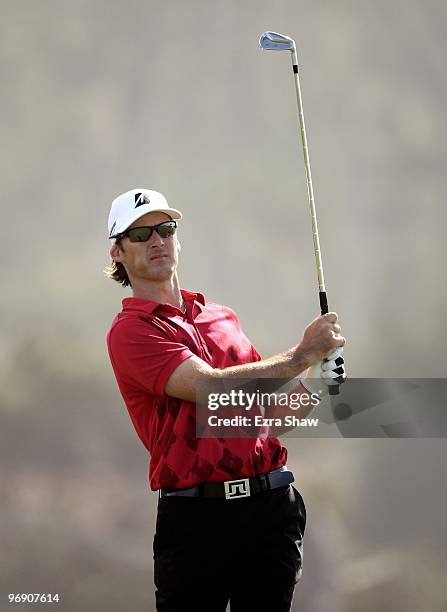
108;188;183;239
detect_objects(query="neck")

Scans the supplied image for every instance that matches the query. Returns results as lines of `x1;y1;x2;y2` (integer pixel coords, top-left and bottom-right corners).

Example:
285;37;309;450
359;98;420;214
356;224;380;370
131;273;183;309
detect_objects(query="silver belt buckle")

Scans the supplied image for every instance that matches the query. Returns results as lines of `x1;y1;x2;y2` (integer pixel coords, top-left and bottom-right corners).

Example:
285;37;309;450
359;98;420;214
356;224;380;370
224;478;250;500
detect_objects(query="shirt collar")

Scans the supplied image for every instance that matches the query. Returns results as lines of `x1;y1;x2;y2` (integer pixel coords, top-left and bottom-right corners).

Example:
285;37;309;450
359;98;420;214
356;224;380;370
122;289;205;315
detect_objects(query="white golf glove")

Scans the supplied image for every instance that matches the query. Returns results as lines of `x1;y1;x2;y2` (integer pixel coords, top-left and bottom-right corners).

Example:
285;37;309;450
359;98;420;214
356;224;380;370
300;347;346;397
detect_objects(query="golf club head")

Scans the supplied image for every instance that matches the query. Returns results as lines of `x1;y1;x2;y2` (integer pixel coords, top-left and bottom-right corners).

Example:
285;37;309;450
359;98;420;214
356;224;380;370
259;31;295;51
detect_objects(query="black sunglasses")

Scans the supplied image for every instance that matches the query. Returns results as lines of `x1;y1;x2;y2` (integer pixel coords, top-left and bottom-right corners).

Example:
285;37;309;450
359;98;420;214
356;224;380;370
117;220;177;243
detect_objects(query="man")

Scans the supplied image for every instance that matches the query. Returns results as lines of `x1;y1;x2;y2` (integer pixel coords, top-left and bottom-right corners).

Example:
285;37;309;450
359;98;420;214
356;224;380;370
105;188;346;612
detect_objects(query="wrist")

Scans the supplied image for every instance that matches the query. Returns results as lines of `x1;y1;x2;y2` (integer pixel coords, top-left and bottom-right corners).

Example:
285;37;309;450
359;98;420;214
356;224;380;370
290;344;315;376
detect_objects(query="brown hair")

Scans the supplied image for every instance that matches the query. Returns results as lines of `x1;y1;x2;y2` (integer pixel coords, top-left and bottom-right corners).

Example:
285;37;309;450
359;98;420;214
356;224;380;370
103;239;131;287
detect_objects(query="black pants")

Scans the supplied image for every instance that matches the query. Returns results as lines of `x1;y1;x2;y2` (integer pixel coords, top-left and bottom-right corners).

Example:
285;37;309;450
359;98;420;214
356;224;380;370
153;484;306;612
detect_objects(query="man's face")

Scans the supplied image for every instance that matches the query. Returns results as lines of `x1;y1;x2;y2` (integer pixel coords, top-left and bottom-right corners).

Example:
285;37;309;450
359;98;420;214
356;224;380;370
110;211;180;284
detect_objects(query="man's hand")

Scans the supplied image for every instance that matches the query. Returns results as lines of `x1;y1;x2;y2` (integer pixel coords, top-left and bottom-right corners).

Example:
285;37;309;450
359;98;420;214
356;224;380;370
296;312;345;366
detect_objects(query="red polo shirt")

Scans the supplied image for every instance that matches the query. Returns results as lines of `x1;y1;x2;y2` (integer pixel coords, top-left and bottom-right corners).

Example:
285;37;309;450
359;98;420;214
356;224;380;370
106;289;287;490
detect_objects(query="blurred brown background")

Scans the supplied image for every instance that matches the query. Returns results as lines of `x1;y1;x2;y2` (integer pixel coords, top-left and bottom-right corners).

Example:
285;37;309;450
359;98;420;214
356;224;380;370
1;1;446;610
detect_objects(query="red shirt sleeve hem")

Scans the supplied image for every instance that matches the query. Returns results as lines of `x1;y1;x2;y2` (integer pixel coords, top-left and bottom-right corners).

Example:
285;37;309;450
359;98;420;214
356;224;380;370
153;348;194;396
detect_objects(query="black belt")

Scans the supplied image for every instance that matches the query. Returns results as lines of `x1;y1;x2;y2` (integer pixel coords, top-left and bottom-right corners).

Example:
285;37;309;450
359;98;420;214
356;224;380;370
158;466;294;500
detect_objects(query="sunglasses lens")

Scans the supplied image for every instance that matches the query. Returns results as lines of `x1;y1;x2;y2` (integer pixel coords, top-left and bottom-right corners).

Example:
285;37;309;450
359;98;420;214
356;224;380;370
126;221;176;242
128;227;153;242
157;222;176;238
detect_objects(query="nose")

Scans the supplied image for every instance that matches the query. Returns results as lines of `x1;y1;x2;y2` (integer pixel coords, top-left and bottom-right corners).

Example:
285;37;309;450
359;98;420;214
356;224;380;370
149;230;165;247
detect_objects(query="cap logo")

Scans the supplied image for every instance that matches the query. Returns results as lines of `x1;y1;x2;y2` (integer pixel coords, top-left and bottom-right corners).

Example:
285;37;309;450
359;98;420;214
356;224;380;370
135;192;150;208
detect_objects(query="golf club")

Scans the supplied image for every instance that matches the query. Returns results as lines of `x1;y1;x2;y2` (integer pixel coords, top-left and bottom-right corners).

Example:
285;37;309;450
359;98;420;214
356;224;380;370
259;31;345;395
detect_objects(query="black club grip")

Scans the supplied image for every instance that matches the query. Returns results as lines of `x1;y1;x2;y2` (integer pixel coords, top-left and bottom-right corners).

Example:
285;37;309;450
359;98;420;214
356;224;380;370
319;291;342;395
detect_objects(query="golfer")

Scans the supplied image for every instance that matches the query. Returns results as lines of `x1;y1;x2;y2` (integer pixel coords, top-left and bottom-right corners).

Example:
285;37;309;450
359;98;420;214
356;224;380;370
105;188;346;612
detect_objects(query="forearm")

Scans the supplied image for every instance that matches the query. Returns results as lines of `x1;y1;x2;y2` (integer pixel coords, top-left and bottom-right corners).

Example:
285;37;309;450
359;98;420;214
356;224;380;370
165;345;315;403
211;345;312;381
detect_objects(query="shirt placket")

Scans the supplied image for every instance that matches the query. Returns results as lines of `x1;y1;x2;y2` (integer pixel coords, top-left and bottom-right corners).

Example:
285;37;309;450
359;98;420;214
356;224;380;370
183;301;212;364
155;302;212;364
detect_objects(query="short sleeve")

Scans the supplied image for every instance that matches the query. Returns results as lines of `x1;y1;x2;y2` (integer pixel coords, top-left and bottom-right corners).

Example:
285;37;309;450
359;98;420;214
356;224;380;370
107;318;194;396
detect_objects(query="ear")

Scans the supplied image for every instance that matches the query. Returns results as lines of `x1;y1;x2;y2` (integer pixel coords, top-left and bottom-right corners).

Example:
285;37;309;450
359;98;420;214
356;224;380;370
110;242;124;263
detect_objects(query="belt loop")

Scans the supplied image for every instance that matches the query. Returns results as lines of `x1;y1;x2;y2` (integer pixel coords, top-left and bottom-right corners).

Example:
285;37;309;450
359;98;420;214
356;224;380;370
256;473;269;492
265;473;271;491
